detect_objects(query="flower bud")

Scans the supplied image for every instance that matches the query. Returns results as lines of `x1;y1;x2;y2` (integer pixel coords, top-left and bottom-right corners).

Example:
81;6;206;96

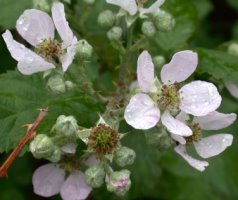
114;146;136;167
154;10;175;32
98;10;115;28
107;170;131;196
85;164;106;188
65;81;76;91
32;0;50;12
75;40;93;60
153;55;166;70
54;115;79;137
141;21;156;37
47;75;66;94
30;134;55;159
228;43;238;56
145;127;175;151
107;26;122;41
83;0;95;5
47;146;61;163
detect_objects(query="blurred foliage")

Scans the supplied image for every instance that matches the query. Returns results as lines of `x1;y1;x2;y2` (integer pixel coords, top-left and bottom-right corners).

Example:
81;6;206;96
0;0;238;200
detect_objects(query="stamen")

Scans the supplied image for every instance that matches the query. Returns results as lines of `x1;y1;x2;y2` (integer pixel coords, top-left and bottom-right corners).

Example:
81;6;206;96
184;123;202;144
36;39;62;63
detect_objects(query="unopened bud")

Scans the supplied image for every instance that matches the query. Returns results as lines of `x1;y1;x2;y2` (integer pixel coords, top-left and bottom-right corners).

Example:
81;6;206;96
47;146;61;162
76;40;93;60
54;115;79;137
32;0;50;12
107;170;131;196
83;0;95;5
228;43;238;56
98;10;115;28
145;127;175;151
154;10;175;32
85;164;106;188
47;75;66;94
141;21;156;37
153;55;166;70
114;146;136;167
30;134;55;159
65;81;76;91
107;26;122;41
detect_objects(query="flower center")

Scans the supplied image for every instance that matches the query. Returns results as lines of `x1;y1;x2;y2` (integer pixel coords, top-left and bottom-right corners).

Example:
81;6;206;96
157;83;180;111
36;39;62;63
136;0;148;5
184;123;202;144
88;123;120;155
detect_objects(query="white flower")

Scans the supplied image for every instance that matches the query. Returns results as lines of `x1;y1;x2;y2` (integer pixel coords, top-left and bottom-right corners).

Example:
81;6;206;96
32;156;98;200
124;50;222;138
2;2;77;75
173;111;236;171
106;0;165;16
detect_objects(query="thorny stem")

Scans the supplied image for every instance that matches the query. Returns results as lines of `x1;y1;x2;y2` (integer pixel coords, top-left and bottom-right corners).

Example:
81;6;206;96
0;108;48;178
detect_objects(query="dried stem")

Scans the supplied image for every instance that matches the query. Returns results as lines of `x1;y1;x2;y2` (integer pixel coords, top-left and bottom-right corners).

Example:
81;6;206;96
0;108;48;178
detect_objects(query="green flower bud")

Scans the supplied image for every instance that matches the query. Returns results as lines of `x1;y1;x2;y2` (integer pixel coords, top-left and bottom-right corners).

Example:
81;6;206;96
153;55;166;70
228;43;238;56
47;146;61;163
65;81;76;91
75;40;93;60
154;10;175;32
47;75;66;94
32;0;50;12
141;21;156;37
85;164;106;188
83;0;95;5
98;10;115;28
107;26;122;41
145;127;175;151
114;146;136;167
54;115;79;137
107;170;131;196
30;134;55;159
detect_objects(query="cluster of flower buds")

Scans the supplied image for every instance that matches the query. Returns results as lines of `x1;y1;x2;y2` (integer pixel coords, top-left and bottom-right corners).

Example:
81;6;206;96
124;50;236;171
30;115;135;199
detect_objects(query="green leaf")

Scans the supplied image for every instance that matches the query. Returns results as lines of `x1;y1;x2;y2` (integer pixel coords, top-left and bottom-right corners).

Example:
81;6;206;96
0;70;103;153
154;0;197;52
226;0;238;11
0;0;32;28
196;48;238;84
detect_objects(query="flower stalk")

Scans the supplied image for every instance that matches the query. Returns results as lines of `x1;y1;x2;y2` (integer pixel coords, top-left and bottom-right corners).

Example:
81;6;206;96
0;108;48;178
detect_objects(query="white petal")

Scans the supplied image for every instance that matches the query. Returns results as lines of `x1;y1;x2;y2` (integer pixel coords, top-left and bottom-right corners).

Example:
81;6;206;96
171;134;186;145
124;93;160;129
174;145;209;172
61;37;77;72
32;164;65;197
161;110;192;136
224;80;238;98
137;50;156;93
52;2;74;48
2;30;55;75
179;81;221;116
61;143;77;154
175;111;189;122
193;111;237;130
16;9;54;46
161;50;198;84
60;171;92;200
106;0;138;15
140;0;166;16
194;134;233;159
84;155;99;167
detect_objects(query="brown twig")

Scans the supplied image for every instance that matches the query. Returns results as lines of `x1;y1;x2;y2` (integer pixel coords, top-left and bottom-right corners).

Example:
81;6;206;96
0;108;48;178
